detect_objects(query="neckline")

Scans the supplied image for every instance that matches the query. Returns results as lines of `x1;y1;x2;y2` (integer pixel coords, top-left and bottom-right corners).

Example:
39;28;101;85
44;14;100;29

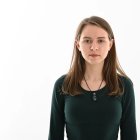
80;84;108;94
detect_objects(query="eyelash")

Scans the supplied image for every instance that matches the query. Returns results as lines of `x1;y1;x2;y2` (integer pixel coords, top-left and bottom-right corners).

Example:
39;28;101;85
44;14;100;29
83;39;105;44
97;39;104;43
83;39;92;43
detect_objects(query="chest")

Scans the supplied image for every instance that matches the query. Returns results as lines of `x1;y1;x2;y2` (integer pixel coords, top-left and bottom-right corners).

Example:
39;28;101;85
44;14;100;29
64;93;122;125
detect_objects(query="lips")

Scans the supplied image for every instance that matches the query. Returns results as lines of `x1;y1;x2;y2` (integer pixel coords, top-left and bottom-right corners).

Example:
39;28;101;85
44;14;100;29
89;54;100;57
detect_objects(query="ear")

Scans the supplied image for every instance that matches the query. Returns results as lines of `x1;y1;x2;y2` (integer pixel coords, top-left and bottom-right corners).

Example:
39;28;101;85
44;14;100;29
75;40;81;51
109;39;113;51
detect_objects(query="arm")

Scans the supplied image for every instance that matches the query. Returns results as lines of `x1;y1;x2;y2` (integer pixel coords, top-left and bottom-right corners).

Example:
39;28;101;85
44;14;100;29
48;78;65;140
120;78;137;140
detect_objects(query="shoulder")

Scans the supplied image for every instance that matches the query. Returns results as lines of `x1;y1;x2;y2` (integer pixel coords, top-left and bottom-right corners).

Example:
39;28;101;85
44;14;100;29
118;75;135;100
119;75;134;89
53;74;67;94
51;75;67;105
54;74;66;87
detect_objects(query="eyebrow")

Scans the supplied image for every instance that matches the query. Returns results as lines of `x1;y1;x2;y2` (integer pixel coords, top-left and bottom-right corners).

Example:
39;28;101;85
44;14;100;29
82;36;106;39
97;37;106;39
83;36;91;39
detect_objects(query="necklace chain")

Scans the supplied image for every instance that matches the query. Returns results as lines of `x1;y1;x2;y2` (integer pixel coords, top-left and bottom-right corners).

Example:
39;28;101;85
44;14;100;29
84;76;103;91
83;76;104;101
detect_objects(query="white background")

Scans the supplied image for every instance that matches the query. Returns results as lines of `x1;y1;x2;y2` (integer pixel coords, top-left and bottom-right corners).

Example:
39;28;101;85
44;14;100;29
0;0;139;139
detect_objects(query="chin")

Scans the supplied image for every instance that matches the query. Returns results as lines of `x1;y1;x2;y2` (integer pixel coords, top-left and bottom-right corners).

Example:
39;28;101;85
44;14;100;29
88;60;104;65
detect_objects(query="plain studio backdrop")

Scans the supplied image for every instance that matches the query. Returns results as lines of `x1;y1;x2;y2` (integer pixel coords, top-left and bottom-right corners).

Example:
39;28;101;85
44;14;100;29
0;0;139;139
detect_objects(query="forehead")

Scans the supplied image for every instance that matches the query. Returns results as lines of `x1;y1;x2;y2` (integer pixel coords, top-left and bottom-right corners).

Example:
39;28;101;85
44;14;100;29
80;24;108;38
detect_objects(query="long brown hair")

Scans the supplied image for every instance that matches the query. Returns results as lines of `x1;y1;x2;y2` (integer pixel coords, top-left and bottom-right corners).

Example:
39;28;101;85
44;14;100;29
62;16;129;96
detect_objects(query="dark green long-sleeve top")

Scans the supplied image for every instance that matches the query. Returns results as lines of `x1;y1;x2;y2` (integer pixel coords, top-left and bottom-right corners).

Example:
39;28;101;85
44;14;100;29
48;75;137;140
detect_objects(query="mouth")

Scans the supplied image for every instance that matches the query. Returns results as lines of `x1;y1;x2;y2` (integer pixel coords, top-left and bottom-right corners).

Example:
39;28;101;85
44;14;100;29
89;54;100;57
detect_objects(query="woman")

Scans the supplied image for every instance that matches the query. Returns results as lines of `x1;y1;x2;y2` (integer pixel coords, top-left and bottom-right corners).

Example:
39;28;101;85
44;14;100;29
48;16;137;140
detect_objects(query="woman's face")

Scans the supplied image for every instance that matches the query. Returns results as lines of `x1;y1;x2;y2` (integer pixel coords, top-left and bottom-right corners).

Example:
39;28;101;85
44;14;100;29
77;24;113;65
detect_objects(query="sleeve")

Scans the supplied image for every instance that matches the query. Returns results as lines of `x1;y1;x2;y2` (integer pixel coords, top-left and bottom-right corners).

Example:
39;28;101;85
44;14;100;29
48;79;65;140
120;78;137;140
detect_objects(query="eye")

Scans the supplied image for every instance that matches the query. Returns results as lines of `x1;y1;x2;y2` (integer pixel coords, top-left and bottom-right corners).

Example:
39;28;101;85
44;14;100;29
97;39;105;44
83;39;92;44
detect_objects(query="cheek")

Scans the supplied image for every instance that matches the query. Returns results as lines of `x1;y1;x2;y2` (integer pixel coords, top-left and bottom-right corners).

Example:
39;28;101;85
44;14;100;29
101;48;110;57
80;48;89;59
80;46;87;53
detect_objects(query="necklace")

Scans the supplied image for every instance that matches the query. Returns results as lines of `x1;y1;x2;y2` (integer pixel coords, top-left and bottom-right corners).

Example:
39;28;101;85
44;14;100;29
84;76;104;101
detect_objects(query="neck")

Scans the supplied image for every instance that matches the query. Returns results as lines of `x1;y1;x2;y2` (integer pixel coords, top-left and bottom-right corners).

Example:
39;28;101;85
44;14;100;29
84;62;104;82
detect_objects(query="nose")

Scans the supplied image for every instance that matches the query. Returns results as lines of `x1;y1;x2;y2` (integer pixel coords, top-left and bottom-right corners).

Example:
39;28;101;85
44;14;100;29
90;43;99;51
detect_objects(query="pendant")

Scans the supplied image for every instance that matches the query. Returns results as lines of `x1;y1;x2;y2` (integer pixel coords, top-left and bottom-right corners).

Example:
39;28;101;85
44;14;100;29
92;92;97;101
